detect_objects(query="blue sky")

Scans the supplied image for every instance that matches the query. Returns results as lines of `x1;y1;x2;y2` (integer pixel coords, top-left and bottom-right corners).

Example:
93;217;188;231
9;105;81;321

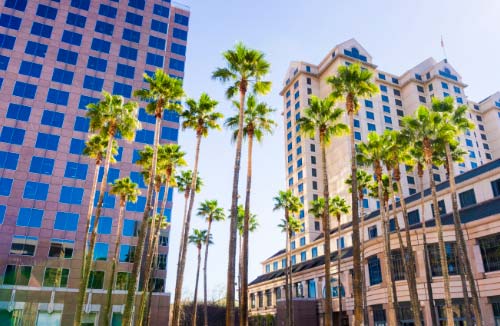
166;0;500;299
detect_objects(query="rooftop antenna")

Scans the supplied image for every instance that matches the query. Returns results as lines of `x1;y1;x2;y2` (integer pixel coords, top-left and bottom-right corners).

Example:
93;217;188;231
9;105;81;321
441;35;448;63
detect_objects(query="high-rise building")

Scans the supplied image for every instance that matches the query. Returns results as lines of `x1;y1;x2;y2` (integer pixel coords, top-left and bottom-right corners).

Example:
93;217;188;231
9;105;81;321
0;0;189;324
249;39;500;325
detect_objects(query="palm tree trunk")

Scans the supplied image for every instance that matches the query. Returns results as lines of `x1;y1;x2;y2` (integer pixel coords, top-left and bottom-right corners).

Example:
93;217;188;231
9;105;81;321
444;143;483;325
103;200;126;326
238;233;243;315
173;134;203;326
240;132;254;326
347;102;362;326
203;220;213;326
417;166;439;326
192;247;202;326
359;195;369;325
425;145;454;326
320;135;333;326
226;84;246;326
284;217;290;326
391;170;422;326
336;215;342;326
123;111;162;326
74;162;100;326
288;230;294;326
76;131;115;326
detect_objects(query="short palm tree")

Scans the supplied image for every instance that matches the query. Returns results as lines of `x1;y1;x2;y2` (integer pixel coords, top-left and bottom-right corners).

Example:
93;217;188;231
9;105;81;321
189;229;212;326
226;95;276;320
171;93;222;325
197;200;226;326
328;63;378;326
75;92;140;326
273;190;302;326
103;178;140;326
119;70;184;326
212;43;271;326
297;95;348;326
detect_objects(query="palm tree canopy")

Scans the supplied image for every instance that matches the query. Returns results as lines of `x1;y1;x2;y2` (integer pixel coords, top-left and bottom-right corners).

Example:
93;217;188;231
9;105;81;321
86;91;140;140
297;96;348;145
189;229;213;249
278;217;302;235
197;199;226;223
380;129;414;171
83;134;118;165
327;63;379;114
273;190;303;215
212;42;271;98
225;95;276;142
345;170;372;197
149;214;169;229
110;177;141;204
135;144;187;183
134;69;184;117
182;93;223;137
356;132;390;178
431;97;475;142
236;204;258;235
367;174;396;202
330;195;350;218
175;170;203;193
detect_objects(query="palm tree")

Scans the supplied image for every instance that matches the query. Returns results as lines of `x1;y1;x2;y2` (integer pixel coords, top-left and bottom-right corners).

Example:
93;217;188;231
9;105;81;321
297;95;348;326
122;69;184;326
273;190;302;326
212;43;271;326
197;200;226;326
75;92;140;326
103;178;140;326
226;95;276;322
189;229;212;326
356;132;397;325
345;170;371;324
402;106;455;326
431;97;483;325
327;63;378;326
172;93;222;325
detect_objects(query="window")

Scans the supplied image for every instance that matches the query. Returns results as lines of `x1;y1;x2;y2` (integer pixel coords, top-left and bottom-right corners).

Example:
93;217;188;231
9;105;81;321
368;225;377;239
19;61;42;77
173;28;188;40
74;116;90;132
312;247;318;258
113;82;132;98
66;12;86;28
126;12;143;26
49;238;74;258
0;151;19;170
98;4;117;18
391;249;406;281
71;0;90;10
441;81;448;89
87;271;104;289
35;132;59;151
10;235;37;256
126;196;146;212
337;237;345;249
61;30;82;46
365;100;373;108
169;58;184;71
119;245;136;263
64;162;88;180
17;208;43;227
93;243;108;261
157;254;167;270
419;96;426;103
41;110;65;127
368;256;382;285
372;305;387;325
492;179;500;197
417;85;424;93
57;49;78;65
135;129;154;144
458;189;476;208
13;81;37;99
31;22;53;38
171;43;186;56
43;268;69;287
479;233;500;272
427;242;459;276
395;99;402;106
91;38;111;53
0;126;25;145
0;33;16;49
431;200;447;217
54;212;79;231
47;88;69;105
0;54;9;70
128;0;145;10
311;156;316;164
122;28;140;43
83;75;104;91
381;95;389;103
153;4;170;17
115;272;130;290
407;209;420;225
265;264;270;273
367;123;376;131
30;157;54;175
151;19;168;33
95;21;114;36
5;0;28;11
23;181;49;200
119;45;138;60
366;111;374;120
3;265;31;285
59;186;84;205
94;191;116;209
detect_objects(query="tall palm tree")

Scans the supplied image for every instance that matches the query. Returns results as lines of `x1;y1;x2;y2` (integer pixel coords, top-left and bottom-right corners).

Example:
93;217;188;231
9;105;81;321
431;97;483;325
103;178;140;326
197;200;226;326
75;92;140;326
172;93;222;325
356;132;398;325
212;43;271;325
402;106;455;326
122;69;184;326
273;190;302;326
297;95;348;326
345;170;372;324
226;95;276;322
189;229;212;326
328;63;378;326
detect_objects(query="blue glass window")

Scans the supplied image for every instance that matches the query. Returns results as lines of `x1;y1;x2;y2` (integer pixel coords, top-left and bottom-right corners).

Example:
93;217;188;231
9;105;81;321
71;0;90;10
64;162;88;180
453;86;461;93
25;41;47;57
41;110;65;128
5;0;28;11
366;111;374;120
6;103;31;121
126;196;146;212
66;12;86;28
83;75;104;92
441;81;448;89
368;256;382;285
130;171;146;188
119;45;138;60
0;151;19;170
367;123;376;131
31;22;53;38
17;208;44;227
135;129;154;144
51;68;74;85
57;49;78;65
47;89;69;105
116;63;135;79
98;167;120;183
94;191;115;208
0;205;5;224
149;36;166;50
161;127;178;141
138;108;155;124
457;97;463;104
146;53;164;67
384;116;392;124
36;4;57;20
408;210;420;225
69;138;85;155
153;4;169;17
365;100;373;108
54;212;79;231
59;186;84;205
93;243;108;261
95;21;114;36
89;216;112;234
0;126;25;145
35;132;59;151
172;42;187;55
13;81;37;99
30;157;54;175
381;95;389;103
0;178;13;196
128;0;145;10
125;12;143;26
99;4;117;18
123;219;139;237
151;19;168;33
0;13;22;30
0;55;9;70
465;139;473;147
379;85;387;92
119;244;136;262
174;13;189;26
23;181;49;200
61;30;82;46
91;38;111;53
383;105;391;113
74;116;90;132
173;28;187;40
354;131;361;140
122;28;140;43
113;82;132;98
19;61;42;78
79;95;99;110
87;56;107;72
0;33;16;49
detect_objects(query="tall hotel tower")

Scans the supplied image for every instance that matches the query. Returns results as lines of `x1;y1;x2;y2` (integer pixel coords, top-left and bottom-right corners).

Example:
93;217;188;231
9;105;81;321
0;0;189;324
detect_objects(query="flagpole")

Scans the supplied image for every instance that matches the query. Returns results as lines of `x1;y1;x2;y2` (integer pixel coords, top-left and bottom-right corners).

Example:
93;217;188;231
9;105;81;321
441;35;448;62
